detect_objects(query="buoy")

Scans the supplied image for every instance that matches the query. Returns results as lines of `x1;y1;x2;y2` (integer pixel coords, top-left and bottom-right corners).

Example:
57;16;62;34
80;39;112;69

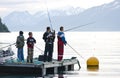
86;57;99;71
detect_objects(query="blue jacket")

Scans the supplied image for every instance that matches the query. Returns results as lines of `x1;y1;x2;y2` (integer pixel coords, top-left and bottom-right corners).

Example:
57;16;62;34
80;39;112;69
57;31;67;44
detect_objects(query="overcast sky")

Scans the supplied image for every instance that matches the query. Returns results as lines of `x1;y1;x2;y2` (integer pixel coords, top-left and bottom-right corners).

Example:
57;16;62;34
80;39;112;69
0;0;114;17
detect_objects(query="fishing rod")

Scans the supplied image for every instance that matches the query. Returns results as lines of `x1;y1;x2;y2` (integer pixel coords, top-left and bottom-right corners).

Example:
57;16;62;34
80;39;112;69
34;45;44;55
0;42;10;44
67;43;85;60
0;43;16;49
47;7;53;31
45;0;53;31
64;22;95;32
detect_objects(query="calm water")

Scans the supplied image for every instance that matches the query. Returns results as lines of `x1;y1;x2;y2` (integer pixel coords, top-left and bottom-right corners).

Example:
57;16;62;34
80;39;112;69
0;32;120;78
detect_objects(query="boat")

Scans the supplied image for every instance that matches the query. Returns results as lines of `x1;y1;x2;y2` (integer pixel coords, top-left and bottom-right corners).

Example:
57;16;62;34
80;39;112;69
0;43;81;76
0;45;80;76
0;48;14;58
0;46;14;63
0;56;81;76
0;42;81;76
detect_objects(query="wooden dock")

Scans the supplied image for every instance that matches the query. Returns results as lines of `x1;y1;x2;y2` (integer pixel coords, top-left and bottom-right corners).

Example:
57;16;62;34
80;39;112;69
0;57;81;76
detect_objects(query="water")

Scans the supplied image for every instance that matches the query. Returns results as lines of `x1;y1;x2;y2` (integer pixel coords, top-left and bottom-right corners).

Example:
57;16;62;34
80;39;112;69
0;32;120;78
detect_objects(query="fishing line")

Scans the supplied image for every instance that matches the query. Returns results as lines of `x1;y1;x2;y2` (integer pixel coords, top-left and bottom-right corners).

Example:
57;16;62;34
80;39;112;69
34;45;44;55
0;43;15;49
64;22;95;32
67;43;85;60
0;42;10;44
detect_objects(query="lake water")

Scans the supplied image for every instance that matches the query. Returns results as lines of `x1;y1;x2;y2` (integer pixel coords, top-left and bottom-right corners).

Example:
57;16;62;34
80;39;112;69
0;32;120;78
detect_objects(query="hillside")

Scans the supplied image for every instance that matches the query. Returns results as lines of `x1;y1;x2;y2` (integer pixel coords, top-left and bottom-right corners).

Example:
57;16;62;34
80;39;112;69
0;18;9;32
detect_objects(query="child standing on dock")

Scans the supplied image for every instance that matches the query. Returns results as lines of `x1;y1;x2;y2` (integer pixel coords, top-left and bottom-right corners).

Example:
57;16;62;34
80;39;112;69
16;31;25;63
27;32;36;63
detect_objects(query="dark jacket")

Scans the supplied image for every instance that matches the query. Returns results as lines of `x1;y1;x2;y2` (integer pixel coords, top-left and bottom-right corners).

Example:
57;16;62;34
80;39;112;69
27;37;36;48
43;31;55;44
16;35;25;48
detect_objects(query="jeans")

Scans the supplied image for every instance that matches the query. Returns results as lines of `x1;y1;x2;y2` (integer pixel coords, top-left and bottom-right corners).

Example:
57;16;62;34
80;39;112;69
17;48;24;62
44;43;54;62
27;48;33;63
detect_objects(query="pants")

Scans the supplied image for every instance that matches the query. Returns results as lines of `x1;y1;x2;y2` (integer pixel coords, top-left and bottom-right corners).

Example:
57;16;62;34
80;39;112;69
27;48;33;63
17;48;24;62
58;41;64;61
44;43;53;62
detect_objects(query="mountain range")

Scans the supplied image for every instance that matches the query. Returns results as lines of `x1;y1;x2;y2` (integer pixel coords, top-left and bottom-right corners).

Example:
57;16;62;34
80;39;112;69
2;0;120;31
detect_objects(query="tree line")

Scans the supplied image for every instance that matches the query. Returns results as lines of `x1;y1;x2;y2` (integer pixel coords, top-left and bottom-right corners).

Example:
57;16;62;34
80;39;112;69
0;18;9;32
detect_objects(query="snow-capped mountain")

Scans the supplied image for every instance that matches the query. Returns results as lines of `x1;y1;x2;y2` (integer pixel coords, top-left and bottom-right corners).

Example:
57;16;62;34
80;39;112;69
2;0;120;31
3;6;84;31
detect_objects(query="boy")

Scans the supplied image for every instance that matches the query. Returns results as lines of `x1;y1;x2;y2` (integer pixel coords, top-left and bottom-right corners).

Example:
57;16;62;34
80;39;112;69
27;32;36;63
16;31;25;63
43;27;55;62
57;26;67;61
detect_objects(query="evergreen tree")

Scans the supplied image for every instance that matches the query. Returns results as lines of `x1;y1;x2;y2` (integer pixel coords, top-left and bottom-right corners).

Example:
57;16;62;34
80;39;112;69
0;18;9;32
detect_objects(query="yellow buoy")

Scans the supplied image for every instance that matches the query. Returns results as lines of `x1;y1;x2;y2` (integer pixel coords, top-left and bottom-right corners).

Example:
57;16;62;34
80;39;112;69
87;57;99;71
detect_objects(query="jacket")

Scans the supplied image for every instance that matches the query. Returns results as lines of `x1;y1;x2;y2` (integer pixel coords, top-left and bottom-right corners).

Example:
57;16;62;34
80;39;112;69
16;35;25;48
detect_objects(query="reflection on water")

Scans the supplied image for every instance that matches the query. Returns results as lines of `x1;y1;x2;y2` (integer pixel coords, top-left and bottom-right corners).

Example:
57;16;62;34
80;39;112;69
0;32;120;78
87;68;99;71
58;74;64;78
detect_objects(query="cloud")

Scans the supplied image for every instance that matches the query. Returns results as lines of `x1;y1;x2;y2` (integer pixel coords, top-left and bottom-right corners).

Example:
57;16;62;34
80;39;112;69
0;0;114;17
0;0;114;7
0;0;45;17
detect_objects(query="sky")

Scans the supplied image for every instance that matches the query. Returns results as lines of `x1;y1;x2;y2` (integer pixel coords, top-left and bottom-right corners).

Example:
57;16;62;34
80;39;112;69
0;0;114;17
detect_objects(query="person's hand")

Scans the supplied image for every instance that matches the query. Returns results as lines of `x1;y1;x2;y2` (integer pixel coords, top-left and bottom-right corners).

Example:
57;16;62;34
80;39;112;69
47;34;52;38
52;30;55;36
64;41;67;46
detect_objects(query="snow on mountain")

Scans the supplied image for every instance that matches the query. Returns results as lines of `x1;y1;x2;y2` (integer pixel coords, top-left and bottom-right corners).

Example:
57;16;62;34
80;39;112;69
2;6;84;31
2;0;120;31
3;11;33;31
68;0;120;31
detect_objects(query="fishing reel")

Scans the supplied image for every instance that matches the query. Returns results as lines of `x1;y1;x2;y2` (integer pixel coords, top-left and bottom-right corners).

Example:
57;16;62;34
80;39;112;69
47;30;55;38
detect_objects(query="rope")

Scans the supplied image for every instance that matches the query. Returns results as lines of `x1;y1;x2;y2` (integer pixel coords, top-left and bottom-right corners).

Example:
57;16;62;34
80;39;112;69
77;60;81;70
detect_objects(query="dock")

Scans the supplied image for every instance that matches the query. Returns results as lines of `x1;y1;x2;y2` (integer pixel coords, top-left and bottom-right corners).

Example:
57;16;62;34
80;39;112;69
0;57;81;76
